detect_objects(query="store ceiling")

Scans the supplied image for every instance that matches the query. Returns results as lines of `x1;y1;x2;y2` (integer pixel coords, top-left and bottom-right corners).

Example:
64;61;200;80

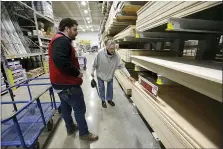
52;1;103;32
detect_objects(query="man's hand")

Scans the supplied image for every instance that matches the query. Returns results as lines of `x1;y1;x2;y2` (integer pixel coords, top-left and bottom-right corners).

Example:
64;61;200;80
128;76;135;82
78;72;83;78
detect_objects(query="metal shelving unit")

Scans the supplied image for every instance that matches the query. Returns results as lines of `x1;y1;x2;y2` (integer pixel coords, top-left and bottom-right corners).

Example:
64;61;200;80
103;2;223;149
1;1;55;90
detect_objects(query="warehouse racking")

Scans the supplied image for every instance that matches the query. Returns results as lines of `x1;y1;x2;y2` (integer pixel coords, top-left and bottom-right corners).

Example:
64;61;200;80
1;1;55;92
99;1;223;148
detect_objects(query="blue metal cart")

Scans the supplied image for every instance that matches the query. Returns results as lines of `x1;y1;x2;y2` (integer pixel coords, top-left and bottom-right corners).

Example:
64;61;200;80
1;77;61;149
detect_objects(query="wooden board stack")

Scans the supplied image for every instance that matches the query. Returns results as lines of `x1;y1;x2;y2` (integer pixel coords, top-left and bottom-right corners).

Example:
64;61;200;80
136;1;222;32
114;69;132;96
131;56;222;102
104;2;145;36
114;25;136;40
100;1;113;34
117;49;176;62
132;81;222;148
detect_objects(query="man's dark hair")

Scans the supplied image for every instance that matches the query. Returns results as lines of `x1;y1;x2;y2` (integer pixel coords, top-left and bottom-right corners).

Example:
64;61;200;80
59;18;78;31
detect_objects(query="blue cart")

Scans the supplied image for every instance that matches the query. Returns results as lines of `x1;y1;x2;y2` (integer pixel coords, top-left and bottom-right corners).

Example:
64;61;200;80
1;77;61;149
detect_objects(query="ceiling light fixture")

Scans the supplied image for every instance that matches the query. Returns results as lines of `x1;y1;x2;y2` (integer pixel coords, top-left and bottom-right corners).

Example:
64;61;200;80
86;17;90;20
91;29;94;32
84;10;88;14
82;29;85;32
87;21;90;23
81;1;86;6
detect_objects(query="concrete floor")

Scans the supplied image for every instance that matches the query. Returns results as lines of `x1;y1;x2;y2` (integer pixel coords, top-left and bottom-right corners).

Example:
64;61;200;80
1;53;160;148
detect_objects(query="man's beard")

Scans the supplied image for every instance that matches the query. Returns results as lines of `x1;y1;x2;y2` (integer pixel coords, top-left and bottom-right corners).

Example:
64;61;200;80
70;36;76;40
68;33;76;40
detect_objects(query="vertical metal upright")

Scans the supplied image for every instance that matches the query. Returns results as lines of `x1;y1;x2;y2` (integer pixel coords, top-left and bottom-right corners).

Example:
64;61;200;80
31;1;44;69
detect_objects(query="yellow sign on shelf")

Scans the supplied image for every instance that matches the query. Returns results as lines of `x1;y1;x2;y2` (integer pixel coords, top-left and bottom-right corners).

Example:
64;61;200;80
79;40;90;44
156;78;163;85
166;22;174;31
135;33;140;38
7;68;16;91
43;60;49;73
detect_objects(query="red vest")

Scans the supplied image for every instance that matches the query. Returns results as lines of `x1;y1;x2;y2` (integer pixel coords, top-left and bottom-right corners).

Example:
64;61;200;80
48;34;83;86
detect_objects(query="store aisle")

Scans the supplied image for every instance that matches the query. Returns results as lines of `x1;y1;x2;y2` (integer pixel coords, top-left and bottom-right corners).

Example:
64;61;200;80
46;53;160;148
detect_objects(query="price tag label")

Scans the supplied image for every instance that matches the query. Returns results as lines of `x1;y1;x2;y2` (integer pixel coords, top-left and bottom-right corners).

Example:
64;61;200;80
152;85;158;96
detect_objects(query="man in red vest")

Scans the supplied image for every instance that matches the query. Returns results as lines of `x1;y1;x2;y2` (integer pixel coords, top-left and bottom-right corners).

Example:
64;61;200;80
48;18;98;141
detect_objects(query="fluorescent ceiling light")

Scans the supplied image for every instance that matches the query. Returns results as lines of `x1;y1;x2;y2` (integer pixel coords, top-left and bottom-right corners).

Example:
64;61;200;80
81;1;86;6
86;26;89;29
82;29;85;32
86;17;90;20
91;29;94;31
87;21;90;23
84;10;88;14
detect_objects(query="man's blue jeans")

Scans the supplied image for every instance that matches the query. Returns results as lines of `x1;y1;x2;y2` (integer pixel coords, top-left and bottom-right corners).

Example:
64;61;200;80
98;78;113;101
58;86;88;136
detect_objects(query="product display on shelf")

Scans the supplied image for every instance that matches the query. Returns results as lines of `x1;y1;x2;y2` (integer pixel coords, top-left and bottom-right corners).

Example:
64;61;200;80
26;67;45;79
114;69;132;96
7;61;28;85
117;49;176;62
44;55;49;73
136;1;222;32
1;72;7;92
1;1;55;90
1;4;30;56
34;1;54;20
78;40;91;53
1;1;54;57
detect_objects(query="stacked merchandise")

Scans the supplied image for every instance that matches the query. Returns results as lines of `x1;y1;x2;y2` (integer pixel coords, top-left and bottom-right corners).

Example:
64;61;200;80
44;55;49;73
34;1;54;20
215;35;223;61
183;40;198;57
26;67;45;79
100;1;113;48
100;1;113;35
132;73;222;148
8;61;27;85
117;49;175;62
32;21;52;53
31;56;43;68
114;25;136;40
114;70;132;96
1;72;7;92
1;4;31;56
104;1;145;36
136;1;221;32
138;73;178;98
